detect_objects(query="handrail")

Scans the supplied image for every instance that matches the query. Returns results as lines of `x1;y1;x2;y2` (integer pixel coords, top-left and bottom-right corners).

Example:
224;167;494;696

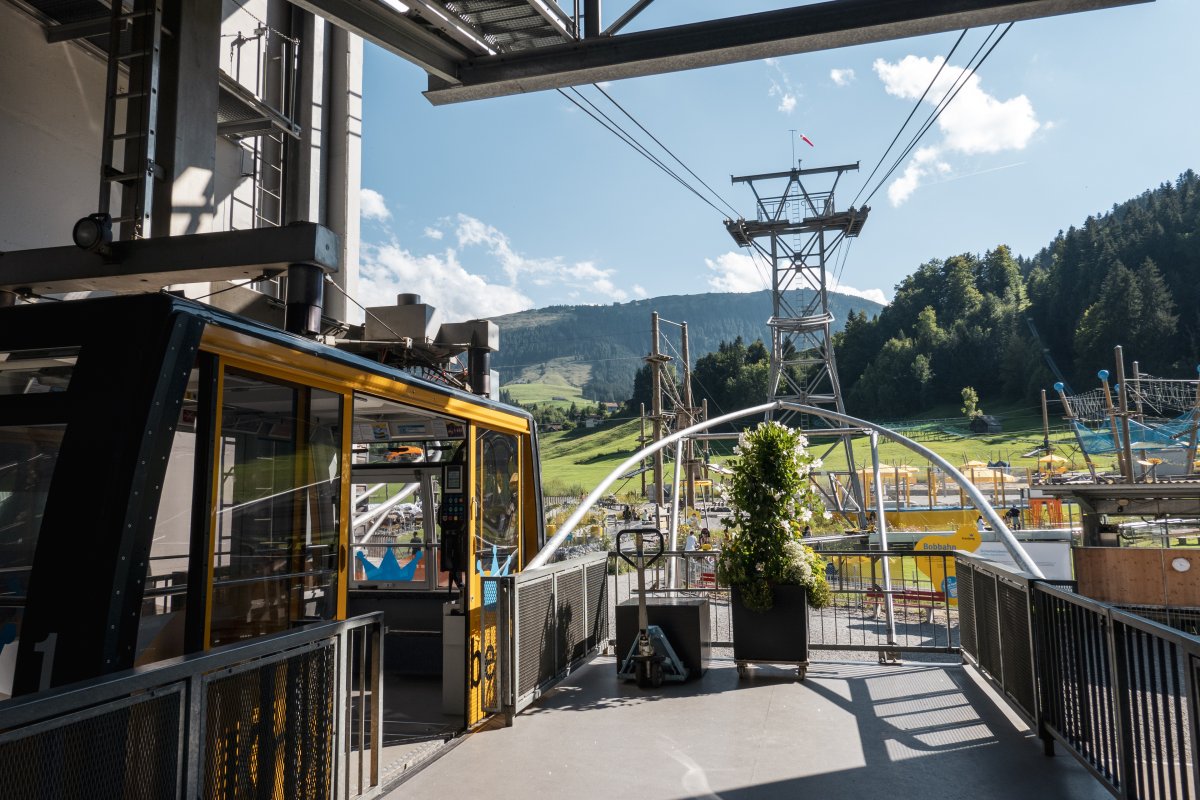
0;613;382;729
528;400;1044;577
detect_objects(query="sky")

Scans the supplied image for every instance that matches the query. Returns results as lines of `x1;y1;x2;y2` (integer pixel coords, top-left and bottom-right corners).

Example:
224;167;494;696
357;0;1199;323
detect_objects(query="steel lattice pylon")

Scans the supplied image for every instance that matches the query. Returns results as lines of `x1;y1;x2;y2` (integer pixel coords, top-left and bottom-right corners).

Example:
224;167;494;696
727;161;869;516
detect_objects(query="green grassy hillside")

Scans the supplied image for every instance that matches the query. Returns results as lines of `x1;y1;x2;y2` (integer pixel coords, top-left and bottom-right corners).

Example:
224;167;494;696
503;359;589;408
536;400;1097;496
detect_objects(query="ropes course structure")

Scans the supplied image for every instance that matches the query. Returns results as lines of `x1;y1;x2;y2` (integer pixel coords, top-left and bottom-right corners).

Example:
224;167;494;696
1052;360;1200;479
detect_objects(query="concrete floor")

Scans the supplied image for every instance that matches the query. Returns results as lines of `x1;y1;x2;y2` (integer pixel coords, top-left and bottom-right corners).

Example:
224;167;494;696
388;653;1110;800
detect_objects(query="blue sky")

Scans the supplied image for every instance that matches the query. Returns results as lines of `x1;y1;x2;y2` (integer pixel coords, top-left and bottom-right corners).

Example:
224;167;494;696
358;0;1198;322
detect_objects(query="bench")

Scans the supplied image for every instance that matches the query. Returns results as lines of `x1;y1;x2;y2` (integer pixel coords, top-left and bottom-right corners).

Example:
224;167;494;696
864;588;946;623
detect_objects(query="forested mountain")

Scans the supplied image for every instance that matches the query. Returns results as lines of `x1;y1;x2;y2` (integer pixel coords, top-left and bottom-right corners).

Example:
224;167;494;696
492;290;884;402
834;170;1199;418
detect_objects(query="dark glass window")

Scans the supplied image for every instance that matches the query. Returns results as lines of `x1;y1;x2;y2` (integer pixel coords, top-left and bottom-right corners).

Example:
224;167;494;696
210;370;341;647
0;424;65;699
477;429;519;573
0;348;78;396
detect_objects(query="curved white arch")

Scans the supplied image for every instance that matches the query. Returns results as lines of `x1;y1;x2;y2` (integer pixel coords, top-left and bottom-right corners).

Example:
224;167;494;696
527;400;1044;578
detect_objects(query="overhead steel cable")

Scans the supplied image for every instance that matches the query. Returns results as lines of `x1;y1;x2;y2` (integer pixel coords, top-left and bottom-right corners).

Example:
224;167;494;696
861;23;1014;208
557;87;731;219
851;29;968;209
862;25;1004;207
591;83;744;220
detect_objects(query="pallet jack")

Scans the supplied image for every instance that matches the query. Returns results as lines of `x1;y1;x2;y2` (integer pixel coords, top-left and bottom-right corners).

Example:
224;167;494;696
615;528;689;688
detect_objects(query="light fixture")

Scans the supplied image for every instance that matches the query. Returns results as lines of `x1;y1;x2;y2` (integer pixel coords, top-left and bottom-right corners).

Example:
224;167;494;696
72;213;112;254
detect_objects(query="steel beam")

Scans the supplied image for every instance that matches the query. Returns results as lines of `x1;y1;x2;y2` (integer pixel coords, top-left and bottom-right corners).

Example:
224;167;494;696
425;0;1150;104
0;223;340;294
43;14;110;42
287;0;466;82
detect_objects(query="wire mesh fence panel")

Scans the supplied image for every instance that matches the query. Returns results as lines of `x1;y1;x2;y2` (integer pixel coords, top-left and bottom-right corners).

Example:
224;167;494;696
203;644;336;800
604;550;958;654
809;551;959;654
0;689;183;800
0;616;383;800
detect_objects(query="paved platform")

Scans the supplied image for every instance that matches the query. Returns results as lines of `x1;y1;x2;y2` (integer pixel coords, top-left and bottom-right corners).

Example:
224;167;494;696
389;653;1110;799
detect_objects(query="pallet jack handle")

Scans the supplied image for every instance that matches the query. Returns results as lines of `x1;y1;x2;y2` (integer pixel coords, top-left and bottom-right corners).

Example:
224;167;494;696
615;527;664;569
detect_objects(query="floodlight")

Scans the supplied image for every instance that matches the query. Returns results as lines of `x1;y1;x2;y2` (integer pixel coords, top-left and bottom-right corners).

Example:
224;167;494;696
72;213;112;253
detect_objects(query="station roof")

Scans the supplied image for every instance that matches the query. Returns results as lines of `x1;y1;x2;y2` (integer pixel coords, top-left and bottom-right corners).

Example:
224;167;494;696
18;0;1151;105
369;0;1151;104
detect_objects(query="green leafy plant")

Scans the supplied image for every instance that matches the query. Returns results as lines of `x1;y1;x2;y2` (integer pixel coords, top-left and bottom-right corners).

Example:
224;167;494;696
716;421;832;612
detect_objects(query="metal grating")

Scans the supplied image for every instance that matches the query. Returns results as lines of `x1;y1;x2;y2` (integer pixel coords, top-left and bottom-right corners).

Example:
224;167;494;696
556;569;586;666
203;645;335;800
974;572;1001;682
585;561;608;650
997;579;1035;717
0;690;182;800
449;0;572;51
958;563;977;659
516;577;554;697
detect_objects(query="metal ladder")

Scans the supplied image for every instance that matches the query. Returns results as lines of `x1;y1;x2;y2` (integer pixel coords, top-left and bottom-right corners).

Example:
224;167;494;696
97;0;165;240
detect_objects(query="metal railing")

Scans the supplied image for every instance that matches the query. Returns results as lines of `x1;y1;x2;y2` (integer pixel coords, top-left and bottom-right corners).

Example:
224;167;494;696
812;550;959;655
602;549;960;655
483;551;608;722
957;553;1044;721
0;614;383;800
959;551;1200;799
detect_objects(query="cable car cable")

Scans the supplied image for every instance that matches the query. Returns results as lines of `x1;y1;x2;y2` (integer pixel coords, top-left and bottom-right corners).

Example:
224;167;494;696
590;83;743;220
851;29;968;209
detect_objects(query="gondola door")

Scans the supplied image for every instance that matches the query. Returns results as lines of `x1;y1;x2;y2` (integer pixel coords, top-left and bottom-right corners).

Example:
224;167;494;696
468;428;521;726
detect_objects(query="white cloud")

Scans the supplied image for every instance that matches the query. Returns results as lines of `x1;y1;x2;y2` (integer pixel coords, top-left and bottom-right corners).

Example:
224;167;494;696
830;68;856;86
359;242;532;322
766;59;800;115
452;214;629;302
873;54;1040;205
706;250;886;305
359;213;638;321
360;188;390;221
706;251;768;293
887;146;950;206
632;284;648;299
828;277;888;306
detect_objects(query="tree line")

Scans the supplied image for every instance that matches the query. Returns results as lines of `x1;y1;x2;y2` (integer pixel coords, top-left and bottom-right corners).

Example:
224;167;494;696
835;170;1198;417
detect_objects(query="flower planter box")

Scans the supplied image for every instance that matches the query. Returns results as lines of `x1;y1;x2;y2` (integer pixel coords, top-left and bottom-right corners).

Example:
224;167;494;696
730;584;809;679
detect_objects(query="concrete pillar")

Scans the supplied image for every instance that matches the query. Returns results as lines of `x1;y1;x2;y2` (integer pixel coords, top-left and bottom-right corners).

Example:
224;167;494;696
324;27;362;323
157;0;221;237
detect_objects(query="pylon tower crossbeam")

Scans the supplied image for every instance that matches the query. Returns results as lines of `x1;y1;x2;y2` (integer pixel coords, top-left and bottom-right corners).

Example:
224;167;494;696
726;161;870;517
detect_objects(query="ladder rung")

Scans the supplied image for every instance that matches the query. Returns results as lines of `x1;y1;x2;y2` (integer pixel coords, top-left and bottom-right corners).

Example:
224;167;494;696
108;131;146;142
113;9;156;21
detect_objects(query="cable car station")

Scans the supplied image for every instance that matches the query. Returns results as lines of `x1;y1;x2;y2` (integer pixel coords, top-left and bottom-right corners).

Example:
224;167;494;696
0;1;1174;798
